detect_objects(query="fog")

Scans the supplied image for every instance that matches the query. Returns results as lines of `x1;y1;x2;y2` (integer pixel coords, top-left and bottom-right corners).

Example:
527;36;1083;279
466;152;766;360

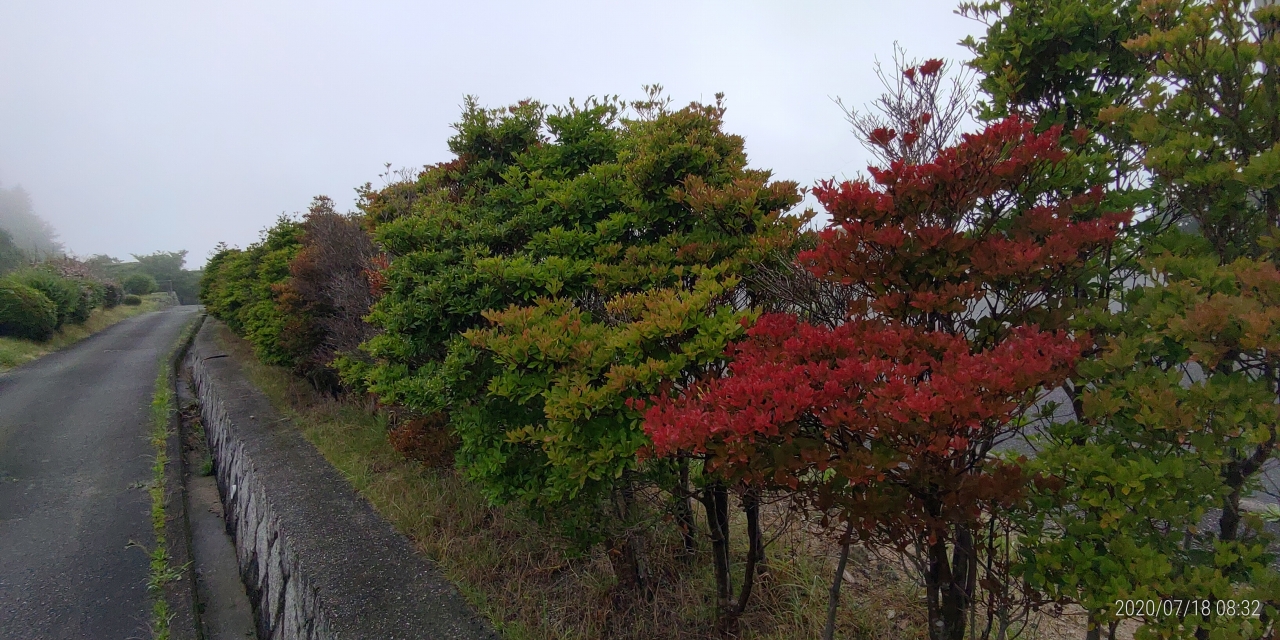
0;1;979;268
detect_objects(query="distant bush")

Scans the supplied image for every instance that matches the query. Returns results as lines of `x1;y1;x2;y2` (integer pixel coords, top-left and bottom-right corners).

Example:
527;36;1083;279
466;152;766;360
122;273;157;295
69;280;105;324
0;283;57;341
102;282;123;309
122;294;143;306
2;269;81;328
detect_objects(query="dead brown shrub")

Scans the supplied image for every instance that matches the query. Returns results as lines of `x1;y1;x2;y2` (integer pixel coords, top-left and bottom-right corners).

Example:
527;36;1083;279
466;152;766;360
284;195;379;392
388;413;457;467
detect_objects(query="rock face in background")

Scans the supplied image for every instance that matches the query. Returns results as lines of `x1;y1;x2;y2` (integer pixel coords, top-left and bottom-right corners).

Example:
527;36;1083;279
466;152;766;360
186;319;497;640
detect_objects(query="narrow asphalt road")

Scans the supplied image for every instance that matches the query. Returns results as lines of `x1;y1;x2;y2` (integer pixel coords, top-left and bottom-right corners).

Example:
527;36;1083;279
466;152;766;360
0;305;199;640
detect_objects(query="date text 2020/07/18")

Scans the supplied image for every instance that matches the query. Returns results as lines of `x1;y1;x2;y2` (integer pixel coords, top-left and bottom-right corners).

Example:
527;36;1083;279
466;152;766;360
1114;599;1263;619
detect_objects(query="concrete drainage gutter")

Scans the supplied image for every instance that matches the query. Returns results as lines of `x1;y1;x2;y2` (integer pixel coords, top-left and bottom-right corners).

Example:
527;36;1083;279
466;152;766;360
186;320;497;640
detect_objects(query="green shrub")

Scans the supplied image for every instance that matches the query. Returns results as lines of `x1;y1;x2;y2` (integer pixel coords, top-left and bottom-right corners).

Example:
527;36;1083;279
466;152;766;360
1;269;81;328
102;282;123;309
68;279;104;324
198;218;306;367
122;273;157;295
0;283;58;341
361;96;803;566
122;294;143;306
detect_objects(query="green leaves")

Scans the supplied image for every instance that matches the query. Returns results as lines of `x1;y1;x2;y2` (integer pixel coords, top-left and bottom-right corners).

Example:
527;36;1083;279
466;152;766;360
198;216;306;367
357;93;802;546
1125;0;1280;261
968;1;1280;635
1021;242;1280;636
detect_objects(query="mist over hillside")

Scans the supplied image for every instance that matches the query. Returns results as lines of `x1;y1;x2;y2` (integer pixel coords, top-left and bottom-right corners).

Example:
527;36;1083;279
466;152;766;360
0;184;61;258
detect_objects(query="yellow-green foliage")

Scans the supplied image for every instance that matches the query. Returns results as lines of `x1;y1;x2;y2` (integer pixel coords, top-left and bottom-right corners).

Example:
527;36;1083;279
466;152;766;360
1015;1;1280;636
359;95;803;551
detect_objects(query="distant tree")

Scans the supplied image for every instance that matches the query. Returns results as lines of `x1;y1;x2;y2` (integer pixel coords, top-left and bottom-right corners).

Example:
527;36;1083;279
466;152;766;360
122;273;157;296
0;184;62;258
131;250;200;303
82;254;122;279
131;250;185;287
0;229;24;275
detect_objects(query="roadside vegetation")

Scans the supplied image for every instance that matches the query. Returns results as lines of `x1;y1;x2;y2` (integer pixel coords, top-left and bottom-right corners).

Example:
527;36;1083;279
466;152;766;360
147;346;178;640
146;316;201;640
211;322;930;639
0;291;170;370
0;197;199;371
199;1;1280;638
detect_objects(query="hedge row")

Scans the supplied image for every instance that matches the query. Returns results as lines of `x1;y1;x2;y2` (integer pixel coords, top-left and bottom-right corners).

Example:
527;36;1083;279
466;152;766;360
201;2;1280;637
0;267;124;342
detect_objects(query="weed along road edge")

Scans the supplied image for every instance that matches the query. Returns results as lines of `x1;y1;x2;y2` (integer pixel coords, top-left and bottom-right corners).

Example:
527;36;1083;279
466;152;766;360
0;305;200;640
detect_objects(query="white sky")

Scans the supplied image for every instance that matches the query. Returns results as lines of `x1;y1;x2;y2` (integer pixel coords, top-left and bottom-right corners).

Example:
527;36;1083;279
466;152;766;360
0;1;981;267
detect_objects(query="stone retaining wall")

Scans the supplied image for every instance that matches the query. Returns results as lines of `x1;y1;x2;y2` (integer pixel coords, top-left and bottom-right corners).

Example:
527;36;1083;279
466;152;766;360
186;320;496;640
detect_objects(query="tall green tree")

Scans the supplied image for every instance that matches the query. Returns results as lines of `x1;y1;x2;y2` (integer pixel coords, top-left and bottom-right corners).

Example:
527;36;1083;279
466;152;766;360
131;250;201;304
1016;2;1280;637
0;229;24;275
962;0;1153;198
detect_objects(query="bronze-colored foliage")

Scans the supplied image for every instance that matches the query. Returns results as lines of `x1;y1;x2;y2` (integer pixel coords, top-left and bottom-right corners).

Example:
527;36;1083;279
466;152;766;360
387;413;457;467
276;196;381;393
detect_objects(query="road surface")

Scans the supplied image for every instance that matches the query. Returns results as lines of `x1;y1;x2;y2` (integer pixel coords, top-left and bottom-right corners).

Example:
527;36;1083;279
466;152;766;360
0;306;199;640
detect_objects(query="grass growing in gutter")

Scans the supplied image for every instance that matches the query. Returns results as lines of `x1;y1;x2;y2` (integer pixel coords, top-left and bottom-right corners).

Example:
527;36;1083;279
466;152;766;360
0;293;172;371
146;316;200;640
148;362;176;640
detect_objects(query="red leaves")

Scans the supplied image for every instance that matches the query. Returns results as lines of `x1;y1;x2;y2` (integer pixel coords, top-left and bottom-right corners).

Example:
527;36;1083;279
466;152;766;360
641;116;1128;545
800;118;1127;325
903;59;944;84
869;127;897;147
643;312;1081;534
645;314;1079;456
919;58;945;76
